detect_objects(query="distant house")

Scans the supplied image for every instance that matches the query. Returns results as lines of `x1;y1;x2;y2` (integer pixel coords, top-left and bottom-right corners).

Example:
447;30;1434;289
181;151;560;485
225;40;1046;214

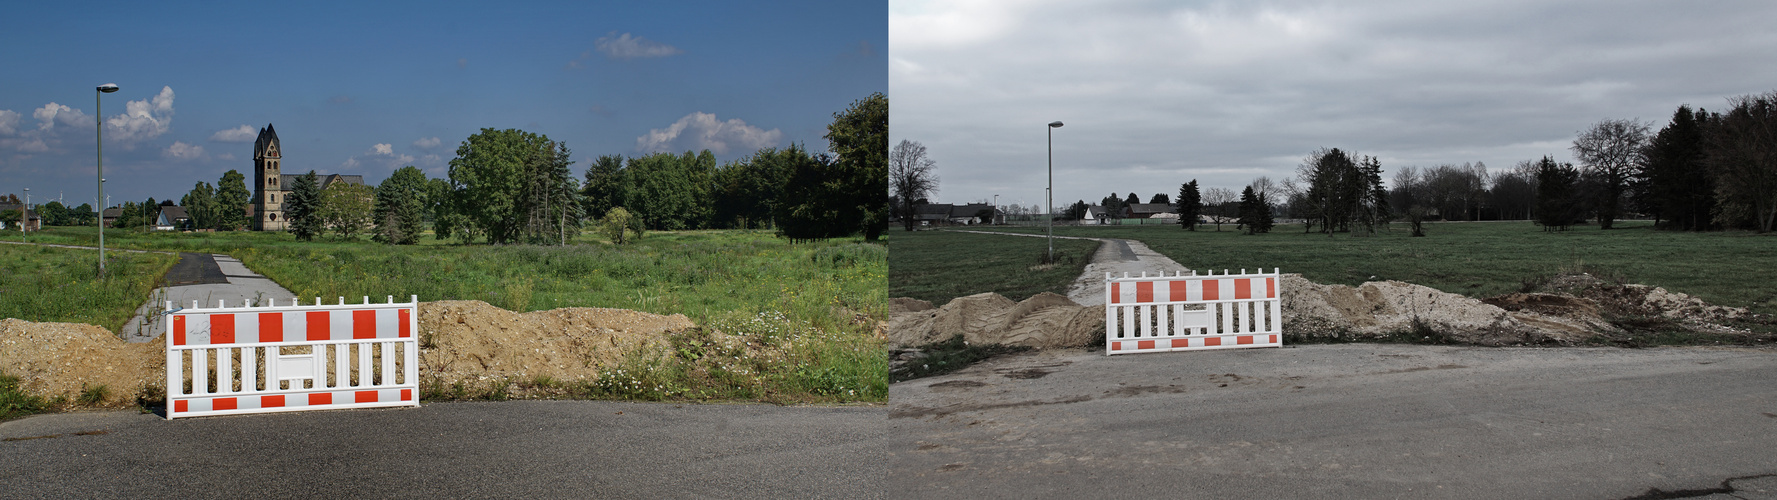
948;203;996;225
914;203;952;226
101;207;122;228
154;206;191;231
1124;203;1177;219
1081;205;1113;225
0;204;40;231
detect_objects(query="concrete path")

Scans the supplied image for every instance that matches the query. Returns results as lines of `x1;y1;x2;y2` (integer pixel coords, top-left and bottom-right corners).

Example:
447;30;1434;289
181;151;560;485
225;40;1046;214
119;253;299;342
888;344;1777;499
1;401;887;499
946;229;1189;305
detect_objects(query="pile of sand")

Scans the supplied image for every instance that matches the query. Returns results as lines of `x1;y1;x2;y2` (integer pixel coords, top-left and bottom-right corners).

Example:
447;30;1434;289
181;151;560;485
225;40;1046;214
887;292;1104;349
418;300;694;391
0;318;163;406
1;300;695;407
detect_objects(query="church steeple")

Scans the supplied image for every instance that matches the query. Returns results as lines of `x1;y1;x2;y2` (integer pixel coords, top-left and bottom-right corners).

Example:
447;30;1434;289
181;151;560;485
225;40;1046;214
254;124;280;160
252;123;285;230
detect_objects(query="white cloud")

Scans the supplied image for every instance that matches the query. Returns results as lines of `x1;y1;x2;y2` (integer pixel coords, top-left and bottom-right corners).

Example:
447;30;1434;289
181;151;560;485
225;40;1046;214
346;142;415;170
104;86;175;143
595;32;684;59
370;143;394;155
210;124;256;142
33;103;93;131
163;141;206;161
0;110;20;135
341;157;361;169
636;112;784;155
412;137;441;150
2;137;49;153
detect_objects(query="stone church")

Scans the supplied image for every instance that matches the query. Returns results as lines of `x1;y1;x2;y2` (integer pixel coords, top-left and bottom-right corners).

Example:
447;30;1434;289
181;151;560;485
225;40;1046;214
249;124;364;231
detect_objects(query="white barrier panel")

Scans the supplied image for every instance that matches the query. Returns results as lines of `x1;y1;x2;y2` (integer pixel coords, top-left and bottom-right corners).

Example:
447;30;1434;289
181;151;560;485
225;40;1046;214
1105;269;1282;355
165;295;420;419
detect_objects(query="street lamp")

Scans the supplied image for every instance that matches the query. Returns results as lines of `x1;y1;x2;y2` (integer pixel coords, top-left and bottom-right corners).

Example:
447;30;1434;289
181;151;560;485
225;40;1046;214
20;187;27;242
1047;120;1063;263
97;83;117;276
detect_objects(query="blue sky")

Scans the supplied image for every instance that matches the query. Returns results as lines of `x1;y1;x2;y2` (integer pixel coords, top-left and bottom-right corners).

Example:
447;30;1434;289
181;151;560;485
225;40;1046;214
0;1;886;209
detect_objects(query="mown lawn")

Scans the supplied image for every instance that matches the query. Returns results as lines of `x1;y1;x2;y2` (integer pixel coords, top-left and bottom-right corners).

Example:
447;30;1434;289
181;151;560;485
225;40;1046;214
888;229;1101;305
951;221;1777;316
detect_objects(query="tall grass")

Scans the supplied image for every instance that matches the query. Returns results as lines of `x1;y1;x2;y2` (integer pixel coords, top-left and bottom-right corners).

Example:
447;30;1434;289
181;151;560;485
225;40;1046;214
0;244;176;331
889;230;1101;305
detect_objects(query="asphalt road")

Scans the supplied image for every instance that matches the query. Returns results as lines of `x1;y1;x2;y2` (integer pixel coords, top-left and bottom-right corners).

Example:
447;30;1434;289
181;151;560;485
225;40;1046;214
2;401;886;499
888;344;1777;499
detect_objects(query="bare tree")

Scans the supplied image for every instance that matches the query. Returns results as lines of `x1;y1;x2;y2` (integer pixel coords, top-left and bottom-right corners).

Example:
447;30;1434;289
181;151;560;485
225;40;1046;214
889;139;939;231
1203;187;1236;231
1571;118;1653;229
1705;91;1777;232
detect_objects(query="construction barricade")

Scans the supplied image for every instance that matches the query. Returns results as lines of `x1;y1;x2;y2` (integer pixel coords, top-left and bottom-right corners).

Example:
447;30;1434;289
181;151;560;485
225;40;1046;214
1105;269;1282;355
165;296;420;419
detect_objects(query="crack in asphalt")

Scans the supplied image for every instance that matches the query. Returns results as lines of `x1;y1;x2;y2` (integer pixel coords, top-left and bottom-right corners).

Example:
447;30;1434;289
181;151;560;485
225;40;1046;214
1618;473;1777;500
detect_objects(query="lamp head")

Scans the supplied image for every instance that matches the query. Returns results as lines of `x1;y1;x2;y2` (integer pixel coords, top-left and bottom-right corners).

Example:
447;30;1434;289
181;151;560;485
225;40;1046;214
1048;121;1064;128
97;84;119;93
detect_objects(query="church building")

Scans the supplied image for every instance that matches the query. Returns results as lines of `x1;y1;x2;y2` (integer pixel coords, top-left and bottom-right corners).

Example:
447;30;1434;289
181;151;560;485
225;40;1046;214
250;124;364;231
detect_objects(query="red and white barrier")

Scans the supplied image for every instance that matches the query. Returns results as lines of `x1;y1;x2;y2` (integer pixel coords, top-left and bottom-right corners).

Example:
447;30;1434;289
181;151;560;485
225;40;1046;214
1105;269;1282;355
165;296;420;419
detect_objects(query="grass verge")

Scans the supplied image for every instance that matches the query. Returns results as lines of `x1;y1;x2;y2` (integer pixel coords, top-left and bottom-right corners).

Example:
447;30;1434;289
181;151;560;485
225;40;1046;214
0;243;176;331
889;229;1100;305
1;371;57;422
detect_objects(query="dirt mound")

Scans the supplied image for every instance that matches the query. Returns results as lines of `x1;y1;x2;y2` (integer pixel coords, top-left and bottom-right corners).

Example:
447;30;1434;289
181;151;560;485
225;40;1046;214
419;300;693;390
0;318;163;406
1281;275;1543;345
887;292;1104;349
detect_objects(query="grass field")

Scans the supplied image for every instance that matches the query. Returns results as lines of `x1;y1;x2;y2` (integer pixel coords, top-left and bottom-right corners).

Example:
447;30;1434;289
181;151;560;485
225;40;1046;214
927;221;1777;316
888;229;1101;305
11;226;888;403
0;243;176;331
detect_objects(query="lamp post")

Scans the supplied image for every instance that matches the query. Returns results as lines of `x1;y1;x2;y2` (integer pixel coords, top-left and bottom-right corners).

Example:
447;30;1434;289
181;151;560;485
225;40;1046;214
1047;120;1063;263
97;83;118;276
20;187;28;242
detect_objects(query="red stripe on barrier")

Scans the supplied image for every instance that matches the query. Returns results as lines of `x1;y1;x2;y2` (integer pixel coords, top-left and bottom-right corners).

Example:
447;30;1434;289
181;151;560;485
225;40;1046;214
399;309;411;337
173;316;186;346
1205;337;1221;346
213;314;235;344
1111;342;1125;351
1136;282;1153;303
1238;335;1254;345
1171;338;1190;348
1270;335;1278;344
1203;281;1219;301
353;310;376;339
307;311;330;341
174;400;188;413
259;312;283;342
310;393;332;405
355;391;378;403
1267;278;1276;299
263;395;285;408
214;398;238;411
1236;279;1252;300
1109;283;1121;304
1138;340;1155;350
1170;280;1190;302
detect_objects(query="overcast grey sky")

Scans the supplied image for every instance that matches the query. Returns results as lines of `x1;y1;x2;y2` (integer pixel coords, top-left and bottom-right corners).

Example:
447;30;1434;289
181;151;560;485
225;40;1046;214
889;0;1777;210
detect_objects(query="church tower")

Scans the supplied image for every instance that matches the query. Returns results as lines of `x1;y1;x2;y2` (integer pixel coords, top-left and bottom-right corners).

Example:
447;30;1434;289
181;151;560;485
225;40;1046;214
252;124;286;230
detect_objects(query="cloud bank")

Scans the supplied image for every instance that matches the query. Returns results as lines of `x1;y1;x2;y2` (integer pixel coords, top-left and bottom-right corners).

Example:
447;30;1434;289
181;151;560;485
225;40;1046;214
636;112;783;155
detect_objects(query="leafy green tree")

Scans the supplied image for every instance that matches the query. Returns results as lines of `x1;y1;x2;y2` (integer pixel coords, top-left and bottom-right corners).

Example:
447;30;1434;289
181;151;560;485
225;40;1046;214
775;150;851;241
1177;180;1201;230
36;201;69;226
215;170;252;230
581;154;627;221
1123;192;1141;208
626;150;713;231
821;92;889;241
286;171;322;241
182;182;216;230
374;166;429;244
600;206;640;244
446;128;576;244
318;181;374;239
69;203;95;226
1534;156;1582;231
425;177;466;242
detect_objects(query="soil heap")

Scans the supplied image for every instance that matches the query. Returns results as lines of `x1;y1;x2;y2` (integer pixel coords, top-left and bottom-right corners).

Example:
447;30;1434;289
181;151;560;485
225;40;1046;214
419;300;694;391
0;318;162;406
887;292;1104;349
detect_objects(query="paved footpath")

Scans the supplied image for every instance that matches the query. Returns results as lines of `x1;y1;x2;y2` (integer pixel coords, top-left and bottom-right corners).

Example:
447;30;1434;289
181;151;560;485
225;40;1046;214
2;401;887;499
889;344;1777;499
947;229;1189;305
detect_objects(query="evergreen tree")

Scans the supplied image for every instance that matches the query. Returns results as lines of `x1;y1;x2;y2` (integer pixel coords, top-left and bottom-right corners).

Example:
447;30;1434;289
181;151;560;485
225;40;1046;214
1101;193;1124;218
1177;180;1201;230
287;171;322;241
374;166;429;244
1123;192;1141;208
1149;193;1170;204
580;154;627;221
1642;105;1716;230
1534;156;1581;231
